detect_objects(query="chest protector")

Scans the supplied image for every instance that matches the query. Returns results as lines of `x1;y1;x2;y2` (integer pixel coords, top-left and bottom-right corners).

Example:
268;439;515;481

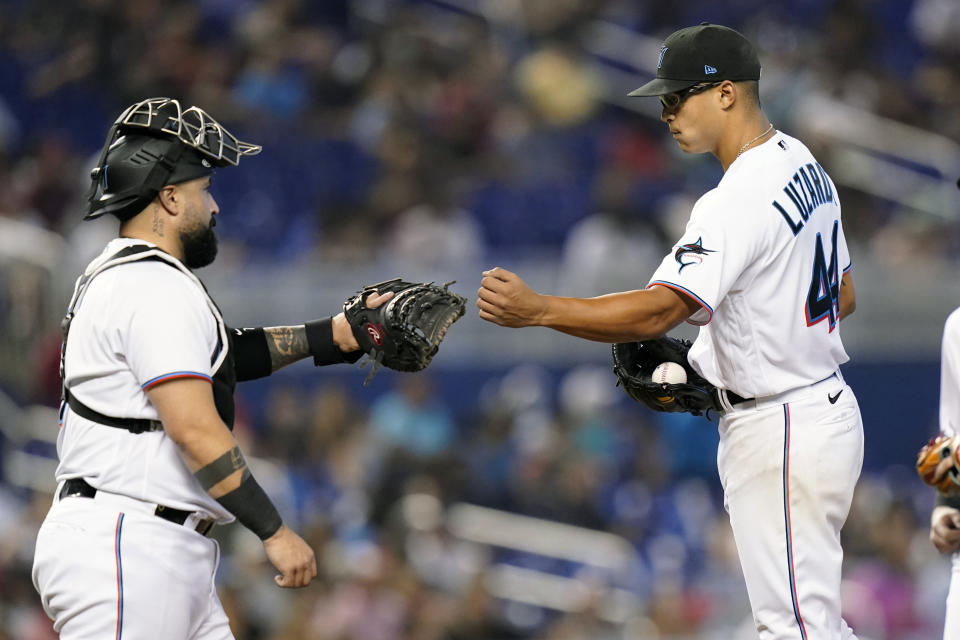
60;244;236;431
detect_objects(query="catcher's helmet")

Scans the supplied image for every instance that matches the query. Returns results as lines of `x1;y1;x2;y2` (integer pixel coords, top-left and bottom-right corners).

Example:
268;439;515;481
85;98;261;221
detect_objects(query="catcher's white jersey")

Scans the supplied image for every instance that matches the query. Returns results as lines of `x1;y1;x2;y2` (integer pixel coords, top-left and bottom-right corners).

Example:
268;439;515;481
57;238;234;522
649;131;850;398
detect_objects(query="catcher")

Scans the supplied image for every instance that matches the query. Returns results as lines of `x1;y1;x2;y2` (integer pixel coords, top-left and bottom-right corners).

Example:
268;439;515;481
32;97;465;639
916;306;960;640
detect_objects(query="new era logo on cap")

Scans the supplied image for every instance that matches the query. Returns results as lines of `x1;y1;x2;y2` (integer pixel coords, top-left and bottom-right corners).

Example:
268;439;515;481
704;65;717;74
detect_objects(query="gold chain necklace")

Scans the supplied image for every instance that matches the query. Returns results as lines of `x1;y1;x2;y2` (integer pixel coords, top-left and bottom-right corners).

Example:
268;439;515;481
736;123;774;158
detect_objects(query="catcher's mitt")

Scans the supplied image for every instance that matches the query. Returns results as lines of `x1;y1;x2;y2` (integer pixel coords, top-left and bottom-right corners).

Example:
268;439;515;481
916;433;960;494
612;336;719;416
344;278;466;384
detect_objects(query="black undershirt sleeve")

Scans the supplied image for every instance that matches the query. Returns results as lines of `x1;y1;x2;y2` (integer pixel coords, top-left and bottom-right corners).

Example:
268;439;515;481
231;327;272;381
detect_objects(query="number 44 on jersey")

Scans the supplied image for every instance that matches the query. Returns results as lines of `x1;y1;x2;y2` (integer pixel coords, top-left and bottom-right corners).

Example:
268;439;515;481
806;220;841;332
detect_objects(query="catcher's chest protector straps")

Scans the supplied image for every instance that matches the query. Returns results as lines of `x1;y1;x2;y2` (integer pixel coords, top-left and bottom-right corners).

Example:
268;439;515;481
61;244;236;431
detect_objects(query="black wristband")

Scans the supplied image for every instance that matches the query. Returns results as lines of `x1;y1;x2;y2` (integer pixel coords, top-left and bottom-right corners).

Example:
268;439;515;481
937;492;960;509
216;473;283;540
305;317;362;365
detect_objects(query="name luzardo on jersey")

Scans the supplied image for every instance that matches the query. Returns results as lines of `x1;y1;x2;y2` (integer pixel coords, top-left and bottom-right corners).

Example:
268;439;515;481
772;161;835;236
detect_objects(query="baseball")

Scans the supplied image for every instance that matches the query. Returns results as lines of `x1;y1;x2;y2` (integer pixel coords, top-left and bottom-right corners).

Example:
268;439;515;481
652;361;687;385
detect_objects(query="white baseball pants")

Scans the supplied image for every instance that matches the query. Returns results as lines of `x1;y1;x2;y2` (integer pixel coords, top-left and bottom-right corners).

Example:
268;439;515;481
32;487;233;640
717;373;863;639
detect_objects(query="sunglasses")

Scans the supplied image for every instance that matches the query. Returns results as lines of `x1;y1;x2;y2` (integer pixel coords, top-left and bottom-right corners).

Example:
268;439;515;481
659;81;724;110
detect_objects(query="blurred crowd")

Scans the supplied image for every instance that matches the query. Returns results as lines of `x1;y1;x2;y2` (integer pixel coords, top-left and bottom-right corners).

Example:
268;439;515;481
0;0;958;262
1;0;960;638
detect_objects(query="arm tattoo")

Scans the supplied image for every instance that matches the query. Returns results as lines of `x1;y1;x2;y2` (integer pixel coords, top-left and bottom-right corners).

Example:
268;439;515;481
195;446;251;490
264;325;310;371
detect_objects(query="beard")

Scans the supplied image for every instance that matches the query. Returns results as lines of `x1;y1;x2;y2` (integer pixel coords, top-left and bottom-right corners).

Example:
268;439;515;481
180;220;218;269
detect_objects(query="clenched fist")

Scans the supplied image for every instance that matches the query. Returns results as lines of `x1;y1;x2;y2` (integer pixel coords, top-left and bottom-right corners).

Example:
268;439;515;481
476;267;546;328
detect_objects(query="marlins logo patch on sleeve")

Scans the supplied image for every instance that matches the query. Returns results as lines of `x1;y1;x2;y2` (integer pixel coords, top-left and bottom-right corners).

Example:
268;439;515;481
675;237;716;273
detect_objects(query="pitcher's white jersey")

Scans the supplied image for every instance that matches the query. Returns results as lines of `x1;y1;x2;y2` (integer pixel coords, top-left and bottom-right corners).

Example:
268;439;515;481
649;131;850;398
58;238;234;523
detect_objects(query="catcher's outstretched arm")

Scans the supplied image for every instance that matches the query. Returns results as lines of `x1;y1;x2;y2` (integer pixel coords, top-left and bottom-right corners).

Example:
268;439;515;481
477;267;699;342
232;292;393;380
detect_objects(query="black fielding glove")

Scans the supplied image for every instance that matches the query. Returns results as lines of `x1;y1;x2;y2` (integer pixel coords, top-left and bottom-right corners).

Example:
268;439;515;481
343;278;467;384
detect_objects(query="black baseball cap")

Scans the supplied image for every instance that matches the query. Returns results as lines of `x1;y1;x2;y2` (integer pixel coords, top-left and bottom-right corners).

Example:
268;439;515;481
629;23;761;97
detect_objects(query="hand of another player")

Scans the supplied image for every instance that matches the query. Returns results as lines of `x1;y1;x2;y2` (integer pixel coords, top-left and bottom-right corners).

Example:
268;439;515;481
332;290;394;351
263;525;318;588
477;267;546;327
930;506;960;554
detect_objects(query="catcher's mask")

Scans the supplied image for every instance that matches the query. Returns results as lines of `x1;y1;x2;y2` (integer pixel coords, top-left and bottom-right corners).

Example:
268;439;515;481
85;97;261;222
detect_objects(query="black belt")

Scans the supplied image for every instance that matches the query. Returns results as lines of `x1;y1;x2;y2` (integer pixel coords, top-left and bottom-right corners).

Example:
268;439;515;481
713;388;754;408
59;478;214;536
715;372;839;410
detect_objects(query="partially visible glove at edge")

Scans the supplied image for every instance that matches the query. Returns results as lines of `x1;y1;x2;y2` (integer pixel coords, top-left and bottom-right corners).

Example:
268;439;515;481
917;433;960;495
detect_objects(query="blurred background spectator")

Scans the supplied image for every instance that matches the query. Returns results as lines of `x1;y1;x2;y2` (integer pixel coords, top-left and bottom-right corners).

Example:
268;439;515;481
1;0;959;638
